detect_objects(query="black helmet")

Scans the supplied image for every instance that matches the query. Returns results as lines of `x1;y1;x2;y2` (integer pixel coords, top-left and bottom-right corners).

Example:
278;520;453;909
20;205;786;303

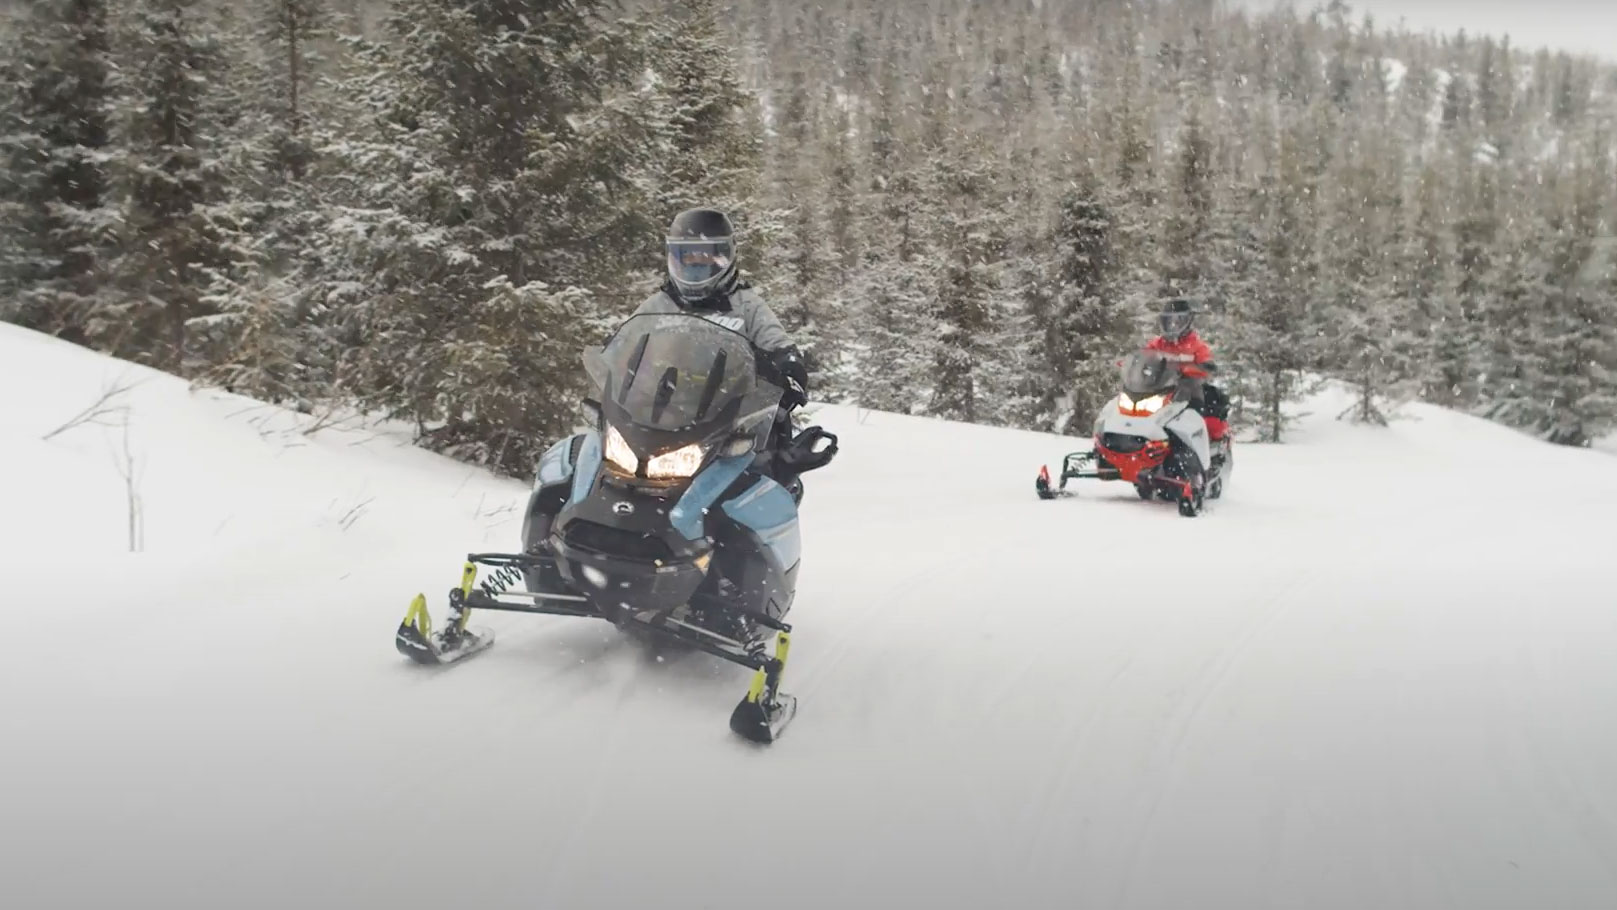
1158;297;1195;342
665;208;738;300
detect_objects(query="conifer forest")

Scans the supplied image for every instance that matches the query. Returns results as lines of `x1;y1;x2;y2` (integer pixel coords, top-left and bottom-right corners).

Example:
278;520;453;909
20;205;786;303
3;0;1614;476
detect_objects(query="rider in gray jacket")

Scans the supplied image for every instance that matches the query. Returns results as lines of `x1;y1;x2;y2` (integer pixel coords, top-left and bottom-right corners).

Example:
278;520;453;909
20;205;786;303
631;208;815;496
631;208;807;406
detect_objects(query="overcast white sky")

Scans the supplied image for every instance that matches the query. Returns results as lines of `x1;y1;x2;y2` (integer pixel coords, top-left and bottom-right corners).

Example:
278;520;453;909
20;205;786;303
1229;0;1617;61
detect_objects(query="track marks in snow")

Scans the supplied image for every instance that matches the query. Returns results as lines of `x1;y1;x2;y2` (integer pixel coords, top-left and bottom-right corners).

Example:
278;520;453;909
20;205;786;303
1111;568;1310;908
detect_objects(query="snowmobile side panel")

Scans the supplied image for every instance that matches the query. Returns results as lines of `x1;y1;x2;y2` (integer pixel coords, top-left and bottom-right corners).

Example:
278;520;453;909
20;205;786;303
523;434;586;577
668;453;753;540
720;477;802;570
1164;406;1212;474
567;430;603;508
535;434;581;489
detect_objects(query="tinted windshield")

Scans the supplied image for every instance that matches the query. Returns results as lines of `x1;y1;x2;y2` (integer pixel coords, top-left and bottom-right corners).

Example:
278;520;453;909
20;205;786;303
1119;350;1179;398
585;313;782;435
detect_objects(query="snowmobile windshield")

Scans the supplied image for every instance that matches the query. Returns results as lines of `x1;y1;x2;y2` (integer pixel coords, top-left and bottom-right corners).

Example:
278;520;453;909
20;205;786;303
666;239;733;293
585;313;783;442
1119;350;1180;398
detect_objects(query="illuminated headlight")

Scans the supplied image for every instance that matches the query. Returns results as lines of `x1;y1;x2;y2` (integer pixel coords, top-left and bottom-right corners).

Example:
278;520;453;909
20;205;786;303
604;425;637;474
646;442;706;479
1120;394;1167;415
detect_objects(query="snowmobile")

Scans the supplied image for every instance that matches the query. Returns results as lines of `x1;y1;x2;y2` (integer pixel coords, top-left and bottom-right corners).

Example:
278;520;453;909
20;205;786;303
1034;349;1231;517
394;313;838;744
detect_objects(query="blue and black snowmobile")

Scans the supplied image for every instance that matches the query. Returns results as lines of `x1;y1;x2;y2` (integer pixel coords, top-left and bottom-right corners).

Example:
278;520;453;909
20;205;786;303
394;313;837;743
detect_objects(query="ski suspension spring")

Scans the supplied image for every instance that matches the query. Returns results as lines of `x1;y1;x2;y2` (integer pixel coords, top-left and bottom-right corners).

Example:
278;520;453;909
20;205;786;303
480;564;525;597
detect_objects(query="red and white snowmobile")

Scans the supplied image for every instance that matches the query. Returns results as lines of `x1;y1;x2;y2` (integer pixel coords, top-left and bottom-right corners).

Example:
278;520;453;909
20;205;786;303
1035;349;1231;517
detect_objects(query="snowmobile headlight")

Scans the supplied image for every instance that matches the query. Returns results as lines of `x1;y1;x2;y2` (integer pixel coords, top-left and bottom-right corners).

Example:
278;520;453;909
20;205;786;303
646;442;707;479
604;425;638;474
1120;394;1167;416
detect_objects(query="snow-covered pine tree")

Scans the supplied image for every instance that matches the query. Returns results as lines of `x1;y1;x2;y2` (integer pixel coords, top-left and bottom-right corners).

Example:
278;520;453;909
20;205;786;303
104;0;252;371
0;0;116;346
1508;139;1617;446
846;49;937;415
1042;177;1131;433
253;0;335;184
1221;123;1315;443
648;0;761;218
928;132;1007;424
1474;165;1554;434
849;168;938;415
187;0;349;404
1102;27;1163;332
1161;106;1215;301
1320;128;1413;425
1404;163;1462;405
322;0;661;475
750;62;843;394
1448;160;1499;412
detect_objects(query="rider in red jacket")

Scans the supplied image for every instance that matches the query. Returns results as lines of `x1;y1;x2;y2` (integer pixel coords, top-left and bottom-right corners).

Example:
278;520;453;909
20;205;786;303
1146;298;1230;452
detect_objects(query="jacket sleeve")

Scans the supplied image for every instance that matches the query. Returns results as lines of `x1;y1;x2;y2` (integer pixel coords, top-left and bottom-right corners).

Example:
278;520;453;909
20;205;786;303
742;292;792;352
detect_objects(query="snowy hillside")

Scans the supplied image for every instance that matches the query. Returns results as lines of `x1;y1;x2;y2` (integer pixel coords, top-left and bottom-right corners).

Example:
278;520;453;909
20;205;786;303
3;323;1615;910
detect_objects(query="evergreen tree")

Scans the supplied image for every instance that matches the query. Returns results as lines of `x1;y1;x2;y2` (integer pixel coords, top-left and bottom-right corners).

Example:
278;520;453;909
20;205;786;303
198;0;349;404
332;0;660;474
928;132;1009;424
104;0;251;371
0;0;116;345
253;0;335;184
5;0;1613;467
1321;132;1412;424
650;0;761;217
1161;105;1216;299
1042;179;1130;433
849;168;937;414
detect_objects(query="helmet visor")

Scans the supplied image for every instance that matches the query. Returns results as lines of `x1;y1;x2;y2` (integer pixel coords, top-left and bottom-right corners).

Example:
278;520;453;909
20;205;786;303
1159;310;1193;338
667;239;733;292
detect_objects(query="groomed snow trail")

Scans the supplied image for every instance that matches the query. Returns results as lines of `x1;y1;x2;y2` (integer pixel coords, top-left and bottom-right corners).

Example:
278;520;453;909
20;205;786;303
3;326;1614;910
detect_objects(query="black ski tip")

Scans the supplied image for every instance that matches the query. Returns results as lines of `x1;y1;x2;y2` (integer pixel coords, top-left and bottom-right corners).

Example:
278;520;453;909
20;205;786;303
730;693;798;745
396;621;445;665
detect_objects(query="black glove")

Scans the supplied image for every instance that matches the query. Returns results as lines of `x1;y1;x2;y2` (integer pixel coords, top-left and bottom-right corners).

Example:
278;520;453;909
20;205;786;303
768;346;809;410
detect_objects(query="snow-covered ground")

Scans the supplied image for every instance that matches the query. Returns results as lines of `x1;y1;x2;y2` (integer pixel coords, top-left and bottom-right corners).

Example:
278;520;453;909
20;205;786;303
3;325;1615;910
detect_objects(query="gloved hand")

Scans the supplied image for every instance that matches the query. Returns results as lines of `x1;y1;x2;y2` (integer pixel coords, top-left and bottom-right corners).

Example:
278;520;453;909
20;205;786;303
770;346;809;410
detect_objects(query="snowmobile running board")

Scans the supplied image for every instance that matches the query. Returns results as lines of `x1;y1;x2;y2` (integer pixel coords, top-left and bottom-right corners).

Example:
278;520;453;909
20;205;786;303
394;552;798;744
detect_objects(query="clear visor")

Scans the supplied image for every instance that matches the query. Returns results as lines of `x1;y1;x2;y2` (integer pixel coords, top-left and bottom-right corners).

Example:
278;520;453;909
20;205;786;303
1159;311;1193;338
667;239;733;289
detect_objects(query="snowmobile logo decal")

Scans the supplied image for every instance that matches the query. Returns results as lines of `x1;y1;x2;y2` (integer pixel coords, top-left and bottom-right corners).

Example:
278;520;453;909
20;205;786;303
701;314;745;332
613;501;635;516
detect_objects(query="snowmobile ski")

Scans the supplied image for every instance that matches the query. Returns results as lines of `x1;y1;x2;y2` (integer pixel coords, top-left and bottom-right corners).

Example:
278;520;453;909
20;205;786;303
395;564;496;665
397;554;799;744
728;631;798;744
395;595;495;665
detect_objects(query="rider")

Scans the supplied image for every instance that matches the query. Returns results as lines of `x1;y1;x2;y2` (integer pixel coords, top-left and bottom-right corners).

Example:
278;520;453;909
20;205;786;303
629;207;816;497
1146;297;1230;468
